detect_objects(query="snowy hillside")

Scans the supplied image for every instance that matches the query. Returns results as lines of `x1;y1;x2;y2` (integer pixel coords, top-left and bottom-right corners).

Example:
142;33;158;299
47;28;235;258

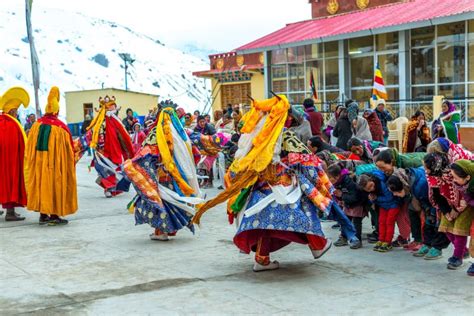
0;3;211;119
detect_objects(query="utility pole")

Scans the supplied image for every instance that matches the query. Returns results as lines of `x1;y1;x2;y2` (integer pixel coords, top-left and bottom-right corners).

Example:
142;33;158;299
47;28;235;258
119;53;135;91
25;0;41;116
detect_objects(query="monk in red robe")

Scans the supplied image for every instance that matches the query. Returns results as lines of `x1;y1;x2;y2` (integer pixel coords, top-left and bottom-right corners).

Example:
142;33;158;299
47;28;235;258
0;87;30;221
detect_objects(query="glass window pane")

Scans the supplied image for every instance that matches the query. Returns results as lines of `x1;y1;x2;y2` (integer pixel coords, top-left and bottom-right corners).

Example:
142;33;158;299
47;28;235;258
386;87;399;101
438;42;465;84
349;36;373;55
438;84;465;99
412;86;435;101
325;90;339;103
306;60;322;93
287;48;297;63
296;46;305;63
469;43;474;82
271;65;287;92
271;49;287;64
376;32;399;51
351;89;372;102
289;64;305;92
304;44;323;60
287;93;305;105
411;47;435;84
411;26;435;47
469;20;474;42
325;58;339;90
468;85;474;122
324;41;339;58
351;56;373;87
437;22;466;45
378;54;399;86
468;101;474;123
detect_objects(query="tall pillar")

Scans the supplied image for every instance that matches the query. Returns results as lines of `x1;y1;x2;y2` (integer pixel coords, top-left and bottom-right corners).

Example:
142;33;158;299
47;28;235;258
263;51;272;98
398;30;410;117
338;40;350;102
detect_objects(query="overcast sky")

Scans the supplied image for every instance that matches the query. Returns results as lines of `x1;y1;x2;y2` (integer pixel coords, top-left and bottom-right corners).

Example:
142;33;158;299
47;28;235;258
22;0;310;52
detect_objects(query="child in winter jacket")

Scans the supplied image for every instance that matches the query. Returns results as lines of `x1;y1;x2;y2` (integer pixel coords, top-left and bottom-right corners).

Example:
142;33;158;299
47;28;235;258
328;164;368;249
358;170;400;252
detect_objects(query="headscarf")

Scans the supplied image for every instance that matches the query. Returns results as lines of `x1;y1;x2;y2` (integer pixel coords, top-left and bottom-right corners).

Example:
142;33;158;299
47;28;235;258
453;160;474;193
176;107;186;119
442;100;456;116
335;105;345;120
427;138;450;154
392;167;410;189
291;105;306;124
427;138;474;163
347;102;359;122
424;152;449;177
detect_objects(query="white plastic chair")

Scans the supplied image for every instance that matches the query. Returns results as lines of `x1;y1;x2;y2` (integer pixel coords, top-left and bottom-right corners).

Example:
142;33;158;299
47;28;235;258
387;117;408;152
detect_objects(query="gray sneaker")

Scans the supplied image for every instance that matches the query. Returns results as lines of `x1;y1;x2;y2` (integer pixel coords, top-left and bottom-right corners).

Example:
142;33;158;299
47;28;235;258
350;239;362;249
334;236;348;247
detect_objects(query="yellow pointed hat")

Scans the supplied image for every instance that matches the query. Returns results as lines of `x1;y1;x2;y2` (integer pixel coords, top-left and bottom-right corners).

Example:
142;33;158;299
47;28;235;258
0;87;30;113
45;86;60;114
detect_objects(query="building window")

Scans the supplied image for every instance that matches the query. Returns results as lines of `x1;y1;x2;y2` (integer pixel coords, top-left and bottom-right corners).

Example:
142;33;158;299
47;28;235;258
83;103;93;119
411;26;435;100
350;33;399;101
411;22;471;102
324;58;339;90
469;42;474;83
378;54;399;87
438;84;465;99
221;83;251;108
438;22;466;85
411;26;435;47
412;86;435;100
270;41;339;103
411;47;435;85
376;32;399;51
349;36;373;54
351;55;373;87
469;21;474;88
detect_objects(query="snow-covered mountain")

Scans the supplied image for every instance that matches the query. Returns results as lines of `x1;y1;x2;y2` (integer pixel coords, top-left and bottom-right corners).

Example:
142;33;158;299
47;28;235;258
0;3;211;119
179;43;220;62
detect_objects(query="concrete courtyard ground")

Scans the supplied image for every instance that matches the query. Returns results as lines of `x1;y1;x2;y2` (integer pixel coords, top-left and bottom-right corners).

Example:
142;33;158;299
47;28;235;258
1;159;473;315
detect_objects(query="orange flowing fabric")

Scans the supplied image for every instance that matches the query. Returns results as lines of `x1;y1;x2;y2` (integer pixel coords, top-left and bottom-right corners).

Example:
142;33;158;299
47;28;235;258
26;121;78;216
231;96;289;174
193;95;289;224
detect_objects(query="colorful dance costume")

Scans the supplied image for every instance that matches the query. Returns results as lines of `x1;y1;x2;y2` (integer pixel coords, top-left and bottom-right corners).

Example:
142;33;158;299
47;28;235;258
123;107;203;240
87;96;134;197
194;96;335;272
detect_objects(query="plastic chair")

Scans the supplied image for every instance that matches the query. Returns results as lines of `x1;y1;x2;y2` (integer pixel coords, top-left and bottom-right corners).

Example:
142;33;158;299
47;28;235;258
387;117;408;152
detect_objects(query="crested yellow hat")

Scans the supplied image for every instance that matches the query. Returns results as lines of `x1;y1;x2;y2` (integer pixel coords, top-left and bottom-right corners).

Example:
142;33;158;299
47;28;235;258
45;86;60;114
0;87;30;113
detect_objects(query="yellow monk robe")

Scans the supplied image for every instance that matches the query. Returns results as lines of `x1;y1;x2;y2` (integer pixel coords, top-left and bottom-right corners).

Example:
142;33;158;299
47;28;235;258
25;87;78;216
26;118;78;216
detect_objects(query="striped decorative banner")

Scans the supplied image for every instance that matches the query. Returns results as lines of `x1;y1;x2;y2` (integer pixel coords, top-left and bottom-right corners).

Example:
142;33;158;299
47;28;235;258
372;63;388;100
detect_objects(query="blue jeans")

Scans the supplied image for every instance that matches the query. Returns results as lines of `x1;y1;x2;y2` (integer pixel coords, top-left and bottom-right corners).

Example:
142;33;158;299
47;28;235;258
328;203;358;242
